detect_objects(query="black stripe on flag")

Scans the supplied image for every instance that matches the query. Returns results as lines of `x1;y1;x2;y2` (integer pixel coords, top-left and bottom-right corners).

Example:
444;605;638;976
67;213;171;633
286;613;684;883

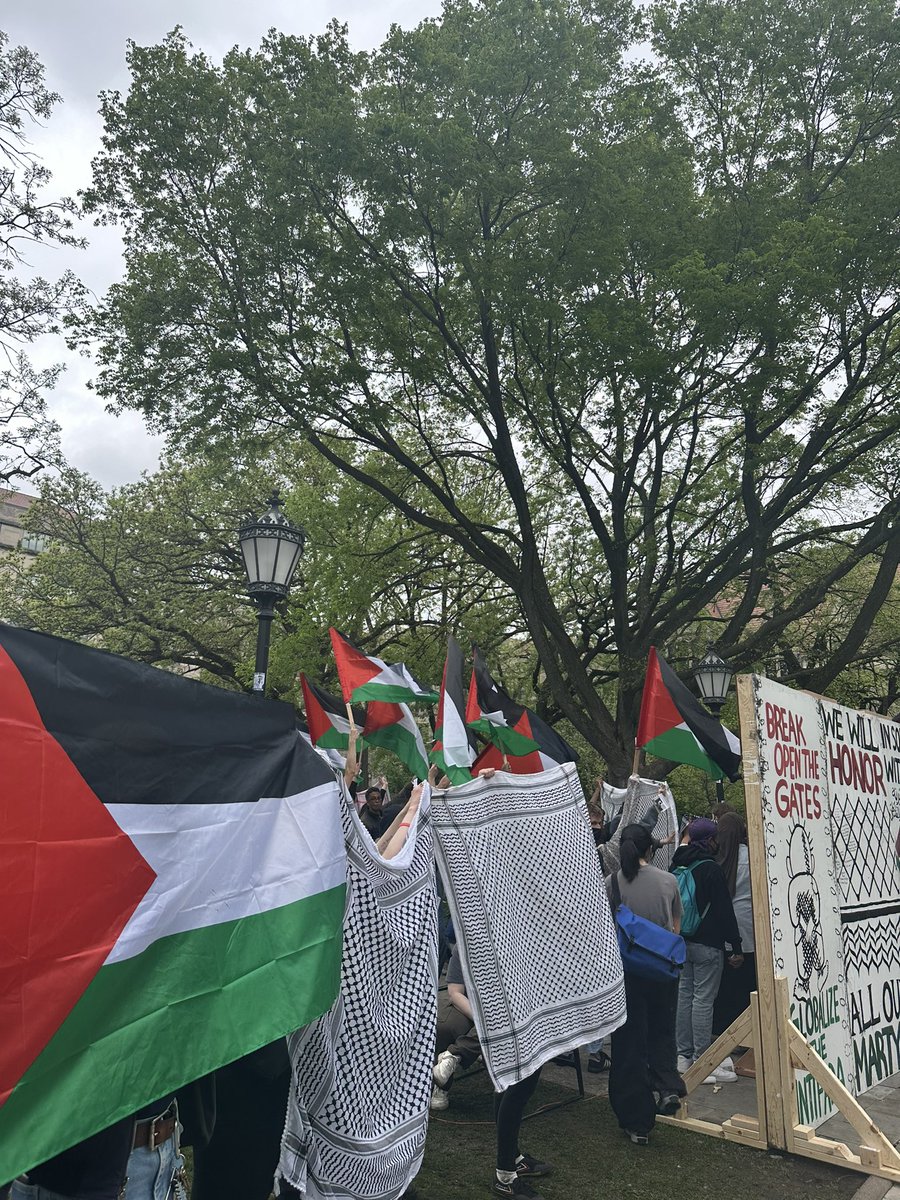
0;624;333;806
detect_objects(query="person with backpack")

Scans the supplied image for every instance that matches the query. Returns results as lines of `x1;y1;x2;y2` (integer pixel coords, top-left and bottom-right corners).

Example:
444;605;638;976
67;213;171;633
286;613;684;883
671;818;743;1083
605;824;686;1145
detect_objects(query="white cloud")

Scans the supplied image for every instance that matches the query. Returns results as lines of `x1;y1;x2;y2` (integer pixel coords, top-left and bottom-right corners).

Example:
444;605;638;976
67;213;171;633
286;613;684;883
2;0;440;489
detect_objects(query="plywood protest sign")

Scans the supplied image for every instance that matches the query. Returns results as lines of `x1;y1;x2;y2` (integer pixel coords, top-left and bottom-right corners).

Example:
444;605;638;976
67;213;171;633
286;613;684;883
749;677;900;1124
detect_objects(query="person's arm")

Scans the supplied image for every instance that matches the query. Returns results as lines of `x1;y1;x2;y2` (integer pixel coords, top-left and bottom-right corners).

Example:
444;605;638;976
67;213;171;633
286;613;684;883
448;982;474;1021
707;863;743;960
343;720;359;790
378;784;423;859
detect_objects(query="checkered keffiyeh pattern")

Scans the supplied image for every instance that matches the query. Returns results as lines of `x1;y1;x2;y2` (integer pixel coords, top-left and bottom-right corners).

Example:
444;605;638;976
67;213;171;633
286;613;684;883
431;764;626;1092
278;786;438;1200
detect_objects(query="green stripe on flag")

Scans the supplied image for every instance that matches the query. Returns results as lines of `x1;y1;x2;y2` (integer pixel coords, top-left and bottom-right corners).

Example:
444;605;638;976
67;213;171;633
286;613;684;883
363;723;429;778
0;884;345;1182
643;725;725;778
350;682;437;703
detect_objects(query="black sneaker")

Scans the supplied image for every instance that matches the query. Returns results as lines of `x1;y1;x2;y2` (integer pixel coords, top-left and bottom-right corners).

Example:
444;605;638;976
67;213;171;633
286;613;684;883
492;1178;545;1199
656;1092;681;1116
587;1050;611;1073
516;1153;553;1178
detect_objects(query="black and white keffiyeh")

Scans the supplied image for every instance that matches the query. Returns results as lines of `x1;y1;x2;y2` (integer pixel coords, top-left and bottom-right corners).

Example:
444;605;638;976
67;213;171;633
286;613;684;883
277;784;438;1200
431;764;626;1092
599;775;678;875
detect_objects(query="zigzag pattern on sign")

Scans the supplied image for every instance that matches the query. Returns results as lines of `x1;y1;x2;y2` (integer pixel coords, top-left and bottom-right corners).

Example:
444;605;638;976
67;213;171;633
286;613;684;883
841;914;900;975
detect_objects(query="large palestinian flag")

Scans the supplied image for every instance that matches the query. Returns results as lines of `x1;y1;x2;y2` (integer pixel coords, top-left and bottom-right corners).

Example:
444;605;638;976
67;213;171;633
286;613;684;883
0;625;345;1181
329;628;437;704
300;673;364;752
361;700;429;780
636;647;741;781
473;708;578;775
431;636;475;785
465;647;540;757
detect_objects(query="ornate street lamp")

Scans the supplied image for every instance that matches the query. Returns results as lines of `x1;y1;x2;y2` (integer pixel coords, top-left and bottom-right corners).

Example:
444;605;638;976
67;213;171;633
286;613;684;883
238;491;305;695
692;647;734;718
692;647;734;806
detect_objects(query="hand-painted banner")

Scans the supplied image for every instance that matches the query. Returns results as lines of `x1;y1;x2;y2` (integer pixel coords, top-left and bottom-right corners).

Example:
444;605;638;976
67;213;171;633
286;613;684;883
752;677;900;1125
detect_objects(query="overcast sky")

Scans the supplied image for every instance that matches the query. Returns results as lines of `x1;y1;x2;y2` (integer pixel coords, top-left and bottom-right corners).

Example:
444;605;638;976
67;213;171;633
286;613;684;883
4;1;440;488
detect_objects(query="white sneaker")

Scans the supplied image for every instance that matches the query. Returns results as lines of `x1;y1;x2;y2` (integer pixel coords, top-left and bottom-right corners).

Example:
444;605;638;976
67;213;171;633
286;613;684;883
677;1055;692;1074
703;1063;738;1084
430;1084;449;1110
433;1050;461;1088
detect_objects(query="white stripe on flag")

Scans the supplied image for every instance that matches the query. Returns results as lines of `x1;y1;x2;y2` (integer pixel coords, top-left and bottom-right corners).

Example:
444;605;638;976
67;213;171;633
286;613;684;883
105;780;345;964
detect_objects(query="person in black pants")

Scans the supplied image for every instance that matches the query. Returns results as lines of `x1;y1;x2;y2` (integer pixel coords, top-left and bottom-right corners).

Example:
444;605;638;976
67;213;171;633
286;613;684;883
492;1070;550;1199
605;824;685;1145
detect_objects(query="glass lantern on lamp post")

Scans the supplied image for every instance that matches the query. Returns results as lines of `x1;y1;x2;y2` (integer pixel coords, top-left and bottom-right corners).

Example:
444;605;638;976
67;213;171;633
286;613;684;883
238;492;305;695
692;647;734;805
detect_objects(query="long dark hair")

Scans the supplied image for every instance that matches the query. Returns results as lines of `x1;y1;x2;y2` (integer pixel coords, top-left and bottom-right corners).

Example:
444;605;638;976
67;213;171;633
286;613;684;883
715;811;747;895
619;823;653;882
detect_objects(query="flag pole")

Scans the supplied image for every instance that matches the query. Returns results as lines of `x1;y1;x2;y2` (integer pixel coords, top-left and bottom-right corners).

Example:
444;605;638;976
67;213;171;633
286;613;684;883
632;742;642;776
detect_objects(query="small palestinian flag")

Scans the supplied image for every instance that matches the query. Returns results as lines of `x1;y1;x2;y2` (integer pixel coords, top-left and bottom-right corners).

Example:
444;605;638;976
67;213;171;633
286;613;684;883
329;627;437;704
473;708;579;774
0;625;345;1182
362;700;430;780
465;647;540;757
636;647;741;781
431;636;475;785
298;718;347;772
300;673;365;752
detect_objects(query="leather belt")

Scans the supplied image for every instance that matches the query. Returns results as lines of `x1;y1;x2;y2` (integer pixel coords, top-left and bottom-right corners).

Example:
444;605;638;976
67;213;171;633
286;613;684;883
132;1103;177;1150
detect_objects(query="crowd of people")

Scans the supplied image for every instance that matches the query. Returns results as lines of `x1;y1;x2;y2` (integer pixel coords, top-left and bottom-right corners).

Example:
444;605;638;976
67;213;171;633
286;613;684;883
430;783;753;1199
5;763;753;1200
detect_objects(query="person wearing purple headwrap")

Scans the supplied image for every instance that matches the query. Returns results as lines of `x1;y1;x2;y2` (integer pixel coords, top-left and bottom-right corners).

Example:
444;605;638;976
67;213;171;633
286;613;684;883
670;819;743;1084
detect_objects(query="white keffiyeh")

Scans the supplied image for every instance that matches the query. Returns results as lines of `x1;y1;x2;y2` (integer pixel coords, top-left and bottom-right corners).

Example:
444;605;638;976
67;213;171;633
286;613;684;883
431;764;626;1092
277;785;438;1200
599;775;678;875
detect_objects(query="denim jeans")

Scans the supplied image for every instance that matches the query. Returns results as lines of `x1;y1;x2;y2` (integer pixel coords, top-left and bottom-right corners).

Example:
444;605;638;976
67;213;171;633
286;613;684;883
11;1184;73;1200
125;1133;184;1200
11;1133;183;1200
676;941;724;1061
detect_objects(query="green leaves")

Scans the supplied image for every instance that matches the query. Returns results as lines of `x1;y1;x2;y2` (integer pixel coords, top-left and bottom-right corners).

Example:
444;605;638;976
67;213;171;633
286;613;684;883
75;0;900;772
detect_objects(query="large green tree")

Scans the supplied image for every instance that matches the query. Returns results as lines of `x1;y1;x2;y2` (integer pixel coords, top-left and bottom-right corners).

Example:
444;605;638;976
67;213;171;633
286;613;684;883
0;31;82;484
78;0;900;777
0;450;520;703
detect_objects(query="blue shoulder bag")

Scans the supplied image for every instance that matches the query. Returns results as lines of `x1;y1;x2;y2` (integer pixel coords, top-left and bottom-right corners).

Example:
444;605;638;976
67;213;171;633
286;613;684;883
609;872;686;982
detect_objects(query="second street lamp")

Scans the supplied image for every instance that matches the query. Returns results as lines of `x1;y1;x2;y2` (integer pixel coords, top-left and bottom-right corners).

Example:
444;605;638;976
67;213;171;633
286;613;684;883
692;647;734;718
238;492;306;696
692;647;734;806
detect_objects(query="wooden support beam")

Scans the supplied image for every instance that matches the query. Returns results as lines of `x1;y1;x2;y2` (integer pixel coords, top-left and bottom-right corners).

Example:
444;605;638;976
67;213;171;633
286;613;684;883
737;674;789;1151
786;1024;900;1171
680;1007;752;1094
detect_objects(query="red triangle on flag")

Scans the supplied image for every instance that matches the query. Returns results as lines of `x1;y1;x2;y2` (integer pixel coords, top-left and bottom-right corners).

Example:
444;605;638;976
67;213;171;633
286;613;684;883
636;647;684;746
0;646;156;1108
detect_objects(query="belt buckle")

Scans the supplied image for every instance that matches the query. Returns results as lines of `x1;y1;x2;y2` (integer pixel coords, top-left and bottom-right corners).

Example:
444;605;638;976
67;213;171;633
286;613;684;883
148;1112;163;1148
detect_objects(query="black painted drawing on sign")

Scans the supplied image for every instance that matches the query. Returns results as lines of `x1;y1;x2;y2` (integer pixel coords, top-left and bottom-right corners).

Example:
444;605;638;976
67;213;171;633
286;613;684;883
787;824;828;1002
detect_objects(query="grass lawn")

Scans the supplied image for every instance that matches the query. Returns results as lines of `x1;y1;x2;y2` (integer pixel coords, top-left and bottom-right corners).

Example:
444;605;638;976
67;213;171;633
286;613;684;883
417;1073;863;1200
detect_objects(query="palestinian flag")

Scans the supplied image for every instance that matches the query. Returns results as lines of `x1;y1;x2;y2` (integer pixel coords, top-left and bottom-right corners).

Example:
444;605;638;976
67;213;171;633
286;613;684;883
0;625;346;1182
473;708;578;775
636;647;741;781
431;636;475;785
300;673;364;752
298;718;346;772
465;647;540;757
361;700;429;780
329;627;437;704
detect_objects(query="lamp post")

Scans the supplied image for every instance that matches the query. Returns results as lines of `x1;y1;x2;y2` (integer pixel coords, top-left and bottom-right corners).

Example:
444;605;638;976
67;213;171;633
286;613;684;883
692;647;734;806
238;492;305;696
